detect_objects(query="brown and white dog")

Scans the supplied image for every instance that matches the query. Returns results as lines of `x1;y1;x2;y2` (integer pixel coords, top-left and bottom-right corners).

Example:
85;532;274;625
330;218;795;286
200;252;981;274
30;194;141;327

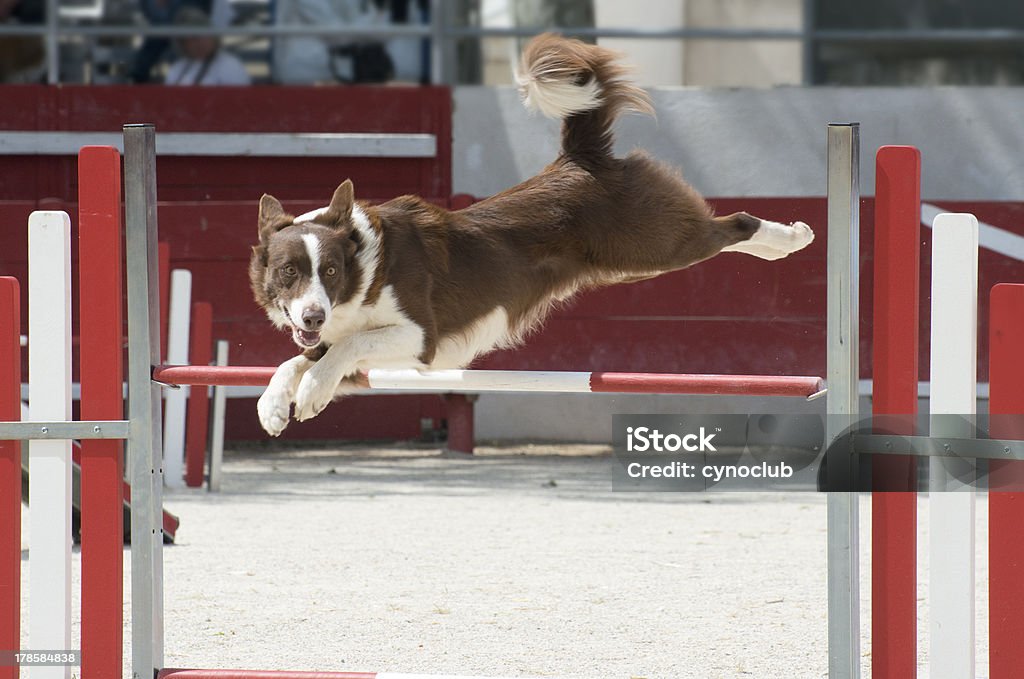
249;34;814;436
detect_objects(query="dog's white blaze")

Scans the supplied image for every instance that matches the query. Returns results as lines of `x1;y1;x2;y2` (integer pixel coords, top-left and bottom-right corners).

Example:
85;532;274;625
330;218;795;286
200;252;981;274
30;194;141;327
318;205;383;342
291;203;381;340
431;307;513;369
288;233;332;325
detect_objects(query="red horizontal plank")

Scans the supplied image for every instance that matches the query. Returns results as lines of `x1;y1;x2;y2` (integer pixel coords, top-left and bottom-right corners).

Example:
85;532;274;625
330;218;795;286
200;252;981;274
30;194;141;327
0;84;452;202
48;84;449;133
590;372;823;397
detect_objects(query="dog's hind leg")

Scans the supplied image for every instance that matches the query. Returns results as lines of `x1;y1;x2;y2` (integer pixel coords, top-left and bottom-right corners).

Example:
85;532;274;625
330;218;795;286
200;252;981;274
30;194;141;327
718;212;814;261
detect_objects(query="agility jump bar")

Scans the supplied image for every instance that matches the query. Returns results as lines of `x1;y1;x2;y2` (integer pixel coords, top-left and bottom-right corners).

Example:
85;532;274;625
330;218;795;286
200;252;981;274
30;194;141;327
151;365;825;399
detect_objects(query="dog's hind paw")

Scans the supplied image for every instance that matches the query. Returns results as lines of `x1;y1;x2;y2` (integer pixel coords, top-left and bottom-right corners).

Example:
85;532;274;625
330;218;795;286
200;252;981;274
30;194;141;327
787;221;814;252
257;387;291;436
721;219;815;261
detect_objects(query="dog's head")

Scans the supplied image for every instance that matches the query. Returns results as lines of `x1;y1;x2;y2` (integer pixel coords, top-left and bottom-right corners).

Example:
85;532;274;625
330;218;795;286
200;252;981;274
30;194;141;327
249;180;363;350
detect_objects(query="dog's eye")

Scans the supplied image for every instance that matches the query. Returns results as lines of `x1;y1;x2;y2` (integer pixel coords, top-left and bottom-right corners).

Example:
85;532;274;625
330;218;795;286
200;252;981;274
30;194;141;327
282;264;297;277
325;266;337;277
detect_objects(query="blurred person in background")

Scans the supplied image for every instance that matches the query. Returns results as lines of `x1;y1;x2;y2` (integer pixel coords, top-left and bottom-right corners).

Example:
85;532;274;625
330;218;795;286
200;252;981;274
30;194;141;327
384;0;429;83
514;0;594;44
272;0;390;84
165;5;250;84
131;0;233;83
0;0;44;82
272;0;428;85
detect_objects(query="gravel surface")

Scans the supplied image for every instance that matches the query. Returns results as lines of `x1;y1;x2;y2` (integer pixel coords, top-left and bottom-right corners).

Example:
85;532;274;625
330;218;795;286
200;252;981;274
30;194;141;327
19;442;991;678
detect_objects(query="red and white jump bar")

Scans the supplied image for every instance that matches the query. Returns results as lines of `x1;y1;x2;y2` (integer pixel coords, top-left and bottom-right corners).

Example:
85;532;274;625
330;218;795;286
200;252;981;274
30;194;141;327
151;366;825;399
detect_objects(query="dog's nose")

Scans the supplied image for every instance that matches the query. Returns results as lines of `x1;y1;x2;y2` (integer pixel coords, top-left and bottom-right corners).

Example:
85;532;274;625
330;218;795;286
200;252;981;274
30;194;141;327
301;307;325;331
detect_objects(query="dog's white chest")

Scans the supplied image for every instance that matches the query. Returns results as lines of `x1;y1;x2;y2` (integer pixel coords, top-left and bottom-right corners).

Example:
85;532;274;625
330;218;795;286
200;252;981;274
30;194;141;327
429;306;514;369
321;284;415;344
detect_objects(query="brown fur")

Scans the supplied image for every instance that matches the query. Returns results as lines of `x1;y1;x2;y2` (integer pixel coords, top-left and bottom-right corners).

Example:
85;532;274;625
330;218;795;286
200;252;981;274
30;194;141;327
249;34;788;412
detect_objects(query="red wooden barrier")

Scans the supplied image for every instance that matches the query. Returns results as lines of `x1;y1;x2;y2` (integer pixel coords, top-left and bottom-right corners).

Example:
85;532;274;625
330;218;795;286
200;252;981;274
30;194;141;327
0;277;21;679
871;145;920;679
988;283;1024;677
185;301;213;487
78;146;125;679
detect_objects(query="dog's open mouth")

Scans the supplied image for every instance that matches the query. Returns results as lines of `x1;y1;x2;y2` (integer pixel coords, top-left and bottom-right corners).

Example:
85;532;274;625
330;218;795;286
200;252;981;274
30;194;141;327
281;306;322;348
293;328;321;348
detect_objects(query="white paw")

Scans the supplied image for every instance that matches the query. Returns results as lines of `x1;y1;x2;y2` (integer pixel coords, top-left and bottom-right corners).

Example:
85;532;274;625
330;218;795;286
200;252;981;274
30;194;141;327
293;368;340;422
257;386;292;437
787;221;815;252
750;220;815;257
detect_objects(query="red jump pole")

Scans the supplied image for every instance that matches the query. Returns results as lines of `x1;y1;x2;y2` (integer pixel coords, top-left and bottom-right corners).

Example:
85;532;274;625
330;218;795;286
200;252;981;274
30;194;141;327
0;277;21;679
152;365;825;398
871;145;920;679
589;372;824;398
185;302;213;487
154;364;277;387
988;283;1024;678
78;146;125;679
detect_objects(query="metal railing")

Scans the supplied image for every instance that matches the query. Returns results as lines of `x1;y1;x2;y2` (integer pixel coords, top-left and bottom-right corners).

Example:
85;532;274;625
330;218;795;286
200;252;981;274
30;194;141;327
5;0;1024;86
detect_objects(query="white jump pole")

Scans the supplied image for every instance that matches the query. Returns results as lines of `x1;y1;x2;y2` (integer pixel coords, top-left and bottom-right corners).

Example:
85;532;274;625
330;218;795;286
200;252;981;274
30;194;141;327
928;212;979;679
27;211;73;679
163;268;192;488
367;369;592;392
208;339;229;492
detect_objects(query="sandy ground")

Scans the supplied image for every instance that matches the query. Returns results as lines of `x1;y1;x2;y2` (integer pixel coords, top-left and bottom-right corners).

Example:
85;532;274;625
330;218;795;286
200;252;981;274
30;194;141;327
19;442;991;678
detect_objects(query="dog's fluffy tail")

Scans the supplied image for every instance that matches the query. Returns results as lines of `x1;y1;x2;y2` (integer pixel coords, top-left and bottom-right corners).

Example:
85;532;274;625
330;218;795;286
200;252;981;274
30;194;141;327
516;33;652;161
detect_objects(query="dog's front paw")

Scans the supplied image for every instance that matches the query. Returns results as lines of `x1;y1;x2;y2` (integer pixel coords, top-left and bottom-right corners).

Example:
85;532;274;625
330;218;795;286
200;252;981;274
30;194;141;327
293;368;341;422
257;386;292;437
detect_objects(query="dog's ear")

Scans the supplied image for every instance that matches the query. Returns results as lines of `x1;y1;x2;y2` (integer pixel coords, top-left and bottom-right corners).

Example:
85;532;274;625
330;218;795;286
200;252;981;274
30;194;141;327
258;194;293;243
321;180;355;228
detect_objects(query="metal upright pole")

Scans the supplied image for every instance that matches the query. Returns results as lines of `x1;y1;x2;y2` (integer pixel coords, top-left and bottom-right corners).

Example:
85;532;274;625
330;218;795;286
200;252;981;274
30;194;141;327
428;0;447;85
44;0;59;84
826;122;861;679
124;124;166;679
